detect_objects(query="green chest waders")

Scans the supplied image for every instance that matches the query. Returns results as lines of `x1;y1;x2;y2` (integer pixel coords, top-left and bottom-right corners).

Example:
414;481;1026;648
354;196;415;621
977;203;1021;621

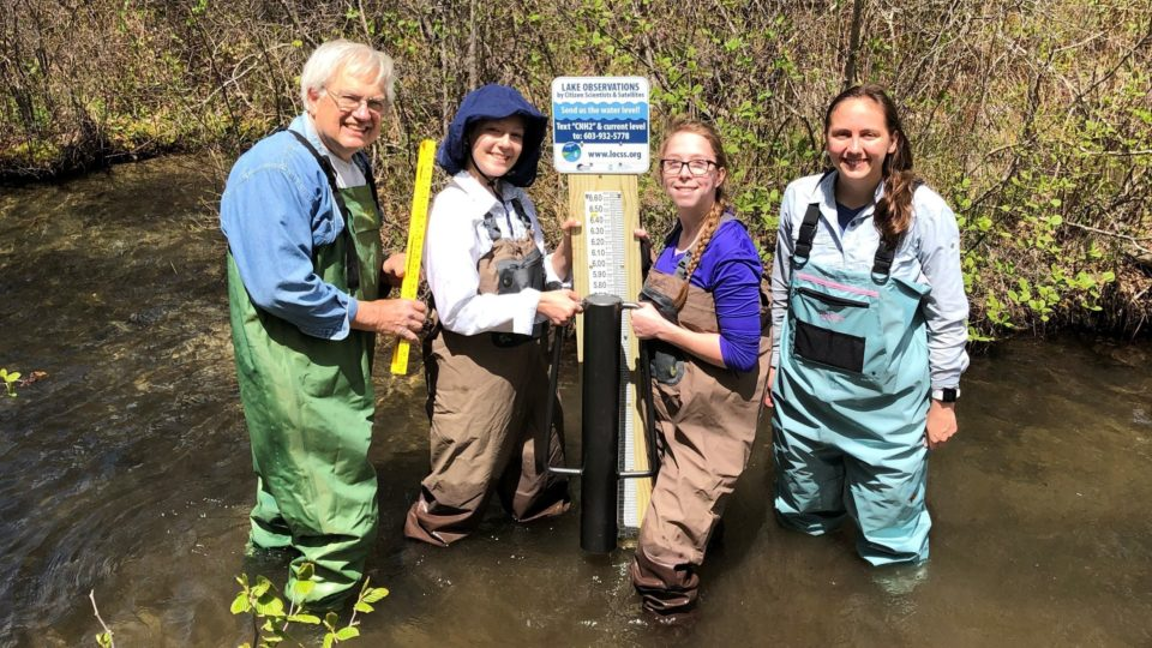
771;201;933;565
227;134;383;604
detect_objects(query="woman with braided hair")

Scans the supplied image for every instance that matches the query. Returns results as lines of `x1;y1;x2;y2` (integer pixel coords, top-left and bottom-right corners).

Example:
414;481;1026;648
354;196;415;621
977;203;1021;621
628;119;771;620
767;84;969;566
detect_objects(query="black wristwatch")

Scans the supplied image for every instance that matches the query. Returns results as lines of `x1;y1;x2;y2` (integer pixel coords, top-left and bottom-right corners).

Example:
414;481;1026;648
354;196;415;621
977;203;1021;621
931;388;960;403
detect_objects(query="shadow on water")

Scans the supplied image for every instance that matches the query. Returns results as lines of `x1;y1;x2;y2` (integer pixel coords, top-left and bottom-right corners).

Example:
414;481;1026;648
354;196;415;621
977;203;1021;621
1;156;1151;646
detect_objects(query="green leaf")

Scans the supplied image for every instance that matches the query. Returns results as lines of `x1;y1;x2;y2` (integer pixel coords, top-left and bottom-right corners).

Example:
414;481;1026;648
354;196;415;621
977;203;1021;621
251;576;272;598
231;592;251;614
295;563;315;582
323;634;335;648
361;587;389;603
255;593;285;617
324;611;340;628
292;580;315;598
335;627;361;641
287;613;321;625
6;372;19;382
1101;271;1116;283
353;602;374;614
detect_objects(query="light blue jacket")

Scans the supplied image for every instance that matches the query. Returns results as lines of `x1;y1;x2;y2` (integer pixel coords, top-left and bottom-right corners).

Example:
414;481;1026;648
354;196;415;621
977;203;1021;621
220;114;363;340
771;172;969;389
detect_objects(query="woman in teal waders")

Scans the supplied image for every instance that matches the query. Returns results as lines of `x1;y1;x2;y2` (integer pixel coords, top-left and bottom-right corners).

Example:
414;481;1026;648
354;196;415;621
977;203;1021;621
768;85;969;565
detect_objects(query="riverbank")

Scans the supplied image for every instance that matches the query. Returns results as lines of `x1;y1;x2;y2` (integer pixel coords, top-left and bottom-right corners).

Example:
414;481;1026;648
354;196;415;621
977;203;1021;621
4;145;1150;340
1;155;1151;645
3;2;1150;336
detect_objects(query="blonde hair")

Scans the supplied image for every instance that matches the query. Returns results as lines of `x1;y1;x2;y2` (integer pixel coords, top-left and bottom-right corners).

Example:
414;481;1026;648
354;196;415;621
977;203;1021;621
660;118;729;307
300;40;396;110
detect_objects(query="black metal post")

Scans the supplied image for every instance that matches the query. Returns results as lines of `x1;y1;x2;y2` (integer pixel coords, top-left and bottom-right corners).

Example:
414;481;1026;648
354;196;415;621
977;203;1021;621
580;294;621;553
536;322;566;475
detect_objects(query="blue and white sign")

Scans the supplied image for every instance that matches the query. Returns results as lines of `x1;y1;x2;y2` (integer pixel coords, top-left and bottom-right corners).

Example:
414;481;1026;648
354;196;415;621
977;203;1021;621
551;76;650;174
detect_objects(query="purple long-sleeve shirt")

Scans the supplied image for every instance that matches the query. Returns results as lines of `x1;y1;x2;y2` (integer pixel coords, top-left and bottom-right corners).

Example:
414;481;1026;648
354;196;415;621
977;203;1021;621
653;219;764;372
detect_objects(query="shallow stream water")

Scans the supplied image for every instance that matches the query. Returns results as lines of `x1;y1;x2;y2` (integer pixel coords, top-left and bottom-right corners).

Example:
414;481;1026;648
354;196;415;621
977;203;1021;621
1;157;1150;646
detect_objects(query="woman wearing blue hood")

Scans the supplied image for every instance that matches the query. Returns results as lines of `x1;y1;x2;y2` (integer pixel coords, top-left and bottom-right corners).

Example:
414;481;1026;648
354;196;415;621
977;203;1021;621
404;85;583;546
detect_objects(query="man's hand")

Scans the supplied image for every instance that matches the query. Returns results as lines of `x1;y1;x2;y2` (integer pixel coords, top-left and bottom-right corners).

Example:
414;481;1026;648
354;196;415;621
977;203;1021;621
537;290;583;326
351;298;427;341
381;252;407;288
926;400;959;449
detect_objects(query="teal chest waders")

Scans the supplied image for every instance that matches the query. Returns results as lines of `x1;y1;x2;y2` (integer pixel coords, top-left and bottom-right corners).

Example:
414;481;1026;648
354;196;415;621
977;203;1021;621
228;131;383;604
771;201;932;565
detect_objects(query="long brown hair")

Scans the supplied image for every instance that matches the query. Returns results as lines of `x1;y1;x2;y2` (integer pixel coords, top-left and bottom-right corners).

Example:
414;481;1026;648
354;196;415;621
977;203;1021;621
660;118;729;307
823;84;917;247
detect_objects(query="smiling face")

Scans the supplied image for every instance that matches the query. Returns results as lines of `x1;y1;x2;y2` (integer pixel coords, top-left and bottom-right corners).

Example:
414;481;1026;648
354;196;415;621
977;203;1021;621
466;116;525;181
660;131;727;216
825;96;899;195
306;66;387;161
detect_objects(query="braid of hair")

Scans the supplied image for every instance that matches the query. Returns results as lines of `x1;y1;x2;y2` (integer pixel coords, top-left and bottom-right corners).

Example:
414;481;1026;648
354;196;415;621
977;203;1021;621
674;192;727;308
875;167;916;248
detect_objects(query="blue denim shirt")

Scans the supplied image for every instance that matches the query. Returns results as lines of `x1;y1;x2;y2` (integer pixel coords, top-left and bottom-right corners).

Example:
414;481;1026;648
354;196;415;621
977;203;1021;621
771;172;970;389
220;114;360;340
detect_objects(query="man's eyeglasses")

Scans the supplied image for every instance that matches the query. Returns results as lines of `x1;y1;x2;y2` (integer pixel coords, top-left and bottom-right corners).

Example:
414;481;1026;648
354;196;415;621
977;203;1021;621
325;89;388;116
660;159;717;176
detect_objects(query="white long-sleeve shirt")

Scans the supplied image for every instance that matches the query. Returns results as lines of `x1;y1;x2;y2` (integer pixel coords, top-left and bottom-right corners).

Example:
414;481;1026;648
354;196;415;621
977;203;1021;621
424;171;566;336
770;172;970;389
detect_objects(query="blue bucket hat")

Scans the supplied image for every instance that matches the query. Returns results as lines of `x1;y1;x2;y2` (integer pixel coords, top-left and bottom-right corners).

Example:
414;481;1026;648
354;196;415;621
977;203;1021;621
436;84;548;188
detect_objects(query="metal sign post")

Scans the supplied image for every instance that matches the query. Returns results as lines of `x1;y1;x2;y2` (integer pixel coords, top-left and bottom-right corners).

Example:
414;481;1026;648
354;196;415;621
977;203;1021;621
551;77;654;541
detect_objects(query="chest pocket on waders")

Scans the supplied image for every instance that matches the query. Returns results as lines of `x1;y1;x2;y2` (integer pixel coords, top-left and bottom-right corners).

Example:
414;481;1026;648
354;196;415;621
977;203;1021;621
640;280;687;385
481;198;548;347
788;201;900;385
496;247;545;294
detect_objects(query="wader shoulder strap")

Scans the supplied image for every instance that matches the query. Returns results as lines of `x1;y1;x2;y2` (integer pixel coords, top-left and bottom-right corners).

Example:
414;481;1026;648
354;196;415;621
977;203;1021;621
353;150;384;222
282;128;361;293
872;238;895;276
794;202;822;263
871;179;925;276
510;197;533;231
797;201;896;277
482;195;535;242
795;170;838;264
664;209;739;279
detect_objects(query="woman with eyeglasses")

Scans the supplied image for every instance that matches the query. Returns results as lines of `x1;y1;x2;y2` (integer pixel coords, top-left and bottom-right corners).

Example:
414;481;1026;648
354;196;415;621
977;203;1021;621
404;85;583;546
768;85;968;566
627;119;771;620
